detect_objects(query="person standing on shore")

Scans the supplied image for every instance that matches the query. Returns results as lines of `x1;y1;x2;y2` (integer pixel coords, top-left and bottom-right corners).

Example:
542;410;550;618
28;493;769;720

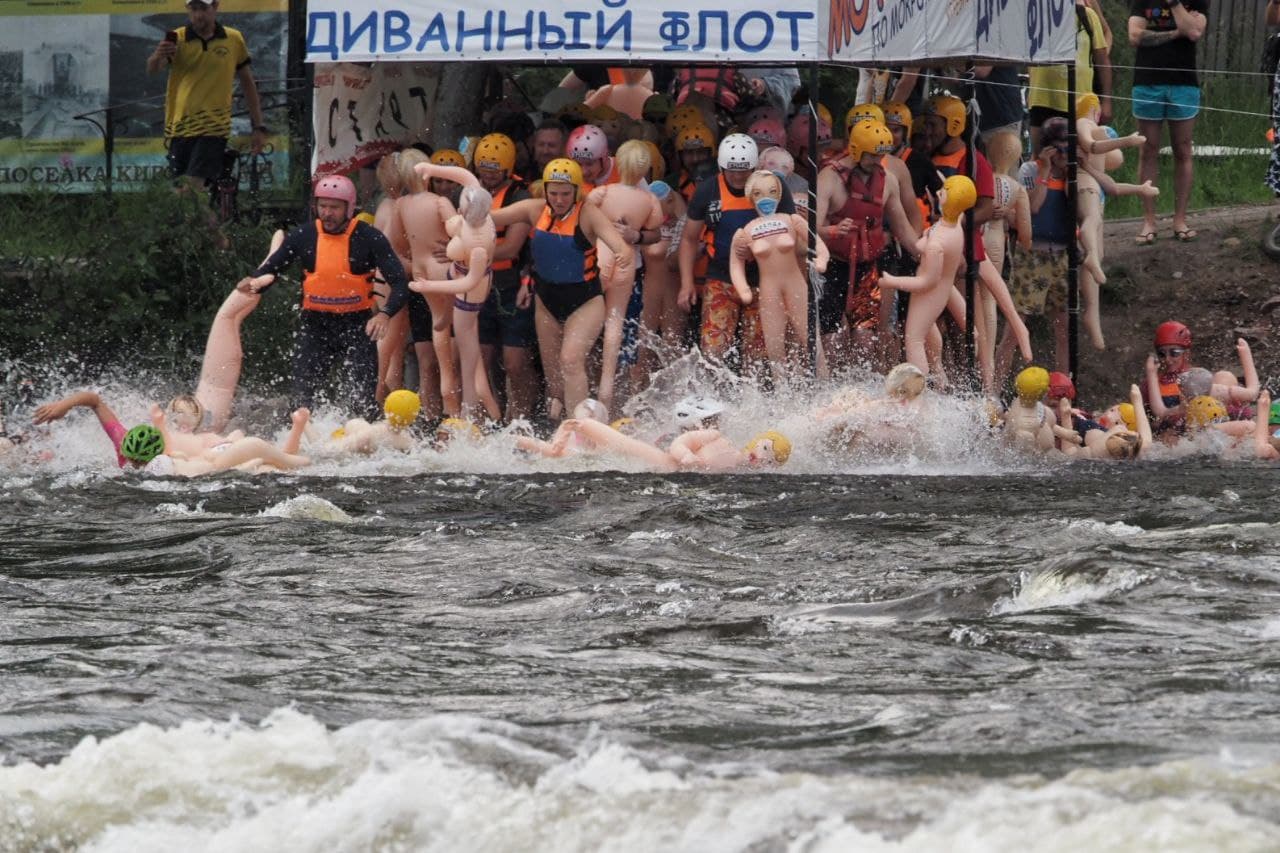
1128;0;1208;244
147;0;266;193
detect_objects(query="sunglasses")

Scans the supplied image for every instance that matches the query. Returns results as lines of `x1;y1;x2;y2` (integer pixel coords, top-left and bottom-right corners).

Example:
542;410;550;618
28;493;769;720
1156;347;1186;358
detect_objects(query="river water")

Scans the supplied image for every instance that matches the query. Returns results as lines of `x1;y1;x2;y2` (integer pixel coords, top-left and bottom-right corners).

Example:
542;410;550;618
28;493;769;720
2;382;1279;851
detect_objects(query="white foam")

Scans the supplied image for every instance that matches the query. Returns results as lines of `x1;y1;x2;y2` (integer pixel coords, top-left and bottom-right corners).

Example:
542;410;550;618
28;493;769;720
3;710;1277;852
258;495;352;523
993;566;1150;616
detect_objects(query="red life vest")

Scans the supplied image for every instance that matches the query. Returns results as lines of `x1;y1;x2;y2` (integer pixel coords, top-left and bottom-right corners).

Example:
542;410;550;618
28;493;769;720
828;162;886;263
674;67;747;112
301;219;375;313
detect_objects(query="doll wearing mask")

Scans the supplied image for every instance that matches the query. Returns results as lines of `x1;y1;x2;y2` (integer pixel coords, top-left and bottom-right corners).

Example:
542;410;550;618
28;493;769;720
729;169;829;383
585;140;665;409
410;161;500;422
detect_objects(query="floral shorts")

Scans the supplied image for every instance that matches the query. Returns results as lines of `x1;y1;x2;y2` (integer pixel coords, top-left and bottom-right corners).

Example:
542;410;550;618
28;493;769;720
701;277;763;358
1010;247;1067;316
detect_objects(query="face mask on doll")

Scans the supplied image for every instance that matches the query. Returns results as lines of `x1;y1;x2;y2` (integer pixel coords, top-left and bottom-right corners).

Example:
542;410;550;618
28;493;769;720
754;197;779;216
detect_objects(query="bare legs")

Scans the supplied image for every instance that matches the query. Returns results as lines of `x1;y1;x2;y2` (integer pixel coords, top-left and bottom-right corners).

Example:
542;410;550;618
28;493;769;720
534;295;606;418
196;229;284;431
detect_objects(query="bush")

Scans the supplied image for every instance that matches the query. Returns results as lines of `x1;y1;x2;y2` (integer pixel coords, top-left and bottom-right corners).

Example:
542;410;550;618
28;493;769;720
0;183;299;387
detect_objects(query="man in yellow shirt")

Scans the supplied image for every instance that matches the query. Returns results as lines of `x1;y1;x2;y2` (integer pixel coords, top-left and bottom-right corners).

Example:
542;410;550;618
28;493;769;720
146;0;265;191
1027;0;1113;152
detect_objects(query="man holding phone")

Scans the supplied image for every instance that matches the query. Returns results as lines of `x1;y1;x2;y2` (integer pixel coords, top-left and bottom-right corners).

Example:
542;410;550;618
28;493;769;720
146;0;265;191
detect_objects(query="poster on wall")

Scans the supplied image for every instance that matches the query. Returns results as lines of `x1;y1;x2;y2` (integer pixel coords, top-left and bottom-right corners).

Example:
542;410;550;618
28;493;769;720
0;0;289;194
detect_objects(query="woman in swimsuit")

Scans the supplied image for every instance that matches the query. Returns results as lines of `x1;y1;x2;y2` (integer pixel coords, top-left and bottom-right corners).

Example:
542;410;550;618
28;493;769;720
489;158;634;419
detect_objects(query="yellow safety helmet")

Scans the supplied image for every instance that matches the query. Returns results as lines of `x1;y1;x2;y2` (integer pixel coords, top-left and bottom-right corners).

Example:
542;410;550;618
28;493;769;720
845;103;885;134
542;157;584;188
746;430;792;465
665;104;704;136
940;174;978;222
1014;366;1050;404
430;149;466;169
641;140;666;182
473;133;516;173
881;101;912;130
675;123;716;152
1185;395;1228;429
924;95;966;138
383;389;421;429
847;120;894;161
589;104;621;123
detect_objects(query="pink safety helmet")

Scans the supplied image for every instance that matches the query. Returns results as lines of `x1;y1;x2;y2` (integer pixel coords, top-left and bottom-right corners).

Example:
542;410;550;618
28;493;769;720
313;174;357;219
565;124;609;163
747;118;786;148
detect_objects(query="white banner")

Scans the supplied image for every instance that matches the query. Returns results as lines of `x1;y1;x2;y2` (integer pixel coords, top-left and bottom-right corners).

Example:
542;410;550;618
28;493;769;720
311;61;438;180
826;0;1077;65
304;0;822;63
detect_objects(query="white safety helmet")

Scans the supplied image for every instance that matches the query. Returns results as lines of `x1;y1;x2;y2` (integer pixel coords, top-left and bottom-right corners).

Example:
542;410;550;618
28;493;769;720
716;133;759;172
674;396;726;429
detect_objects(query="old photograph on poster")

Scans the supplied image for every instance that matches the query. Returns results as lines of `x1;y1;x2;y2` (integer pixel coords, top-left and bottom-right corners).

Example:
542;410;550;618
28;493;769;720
0;51;20;139
21;15;110;140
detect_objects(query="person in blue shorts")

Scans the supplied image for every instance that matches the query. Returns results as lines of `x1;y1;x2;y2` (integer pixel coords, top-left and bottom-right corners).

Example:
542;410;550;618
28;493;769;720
1127;0;1208;245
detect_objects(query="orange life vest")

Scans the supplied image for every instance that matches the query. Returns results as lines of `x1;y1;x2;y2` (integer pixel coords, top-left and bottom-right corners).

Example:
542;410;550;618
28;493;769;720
489;182;521;272
301;219;375;313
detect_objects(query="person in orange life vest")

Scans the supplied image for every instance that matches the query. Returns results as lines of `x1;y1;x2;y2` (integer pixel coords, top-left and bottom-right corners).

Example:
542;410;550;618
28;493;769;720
236;175;408;421
673;123;716;202
677;134;802;364
566;124;615;190
815;119;920;372
489;158;635;419
919;96;996;260
1142;320;1196;431
472;133;538;423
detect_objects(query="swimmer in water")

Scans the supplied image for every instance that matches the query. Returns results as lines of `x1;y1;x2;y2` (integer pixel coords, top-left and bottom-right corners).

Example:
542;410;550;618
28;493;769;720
34;390;310;475
554;418;791;472
516;398;610;458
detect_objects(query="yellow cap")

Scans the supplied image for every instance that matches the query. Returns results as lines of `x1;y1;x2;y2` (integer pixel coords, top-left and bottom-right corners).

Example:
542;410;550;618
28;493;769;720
746;430;792;465
1076;92;1101;119
1185;395;1227;429
383;389;421;429
1116;402;1137;432
1014;366;1050;403
941;175;977;222
430;149;466;168
845;103;885;134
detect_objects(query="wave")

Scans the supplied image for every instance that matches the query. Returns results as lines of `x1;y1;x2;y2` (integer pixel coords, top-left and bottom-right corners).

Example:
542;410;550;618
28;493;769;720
2;709;1278;852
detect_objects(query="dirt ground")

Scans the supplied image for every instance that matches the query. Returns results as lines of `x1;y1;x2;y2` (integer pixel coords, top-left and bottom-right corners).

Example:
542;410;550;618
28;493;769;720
1067;203;1280;408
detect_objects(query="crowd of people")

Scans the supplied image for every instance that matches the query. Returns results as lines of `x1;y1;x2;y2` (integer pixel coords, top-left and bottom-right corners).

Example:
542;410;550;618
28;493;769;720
6;0;1277;474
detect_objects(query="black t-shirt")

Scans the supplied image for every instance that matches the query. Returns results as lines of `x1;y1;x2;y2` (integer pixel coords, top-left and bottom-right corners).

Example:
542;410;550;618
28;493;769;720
1130;0;1209;88
975;65;1025;132
254;220;410;316
687;173;797;282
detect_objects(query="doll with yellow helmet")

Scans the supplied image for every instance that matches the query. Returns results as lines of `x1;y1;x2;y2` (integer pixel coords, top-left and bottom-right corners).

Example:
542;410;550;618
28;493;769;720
878;175;976;377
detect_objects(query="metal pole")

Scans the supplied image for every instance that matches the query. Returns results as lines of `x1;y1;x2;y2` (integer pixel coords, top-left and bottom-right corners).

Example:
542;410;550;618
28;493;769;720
806;63;820;377
287;0;312;196
1066;63;1079;380
961;67;977;386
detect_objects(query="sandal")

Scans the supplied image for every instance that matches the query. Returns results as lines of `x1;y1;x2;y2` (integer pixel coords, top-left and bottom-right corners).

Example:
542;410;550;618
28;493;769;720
1174;228;1198;242
1134;229;1156;246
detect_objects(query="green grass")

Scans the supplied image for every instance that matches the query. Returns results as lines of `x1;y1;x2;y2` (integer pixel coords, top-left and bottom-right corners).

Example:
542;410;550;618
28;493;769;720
1102;75;1274;219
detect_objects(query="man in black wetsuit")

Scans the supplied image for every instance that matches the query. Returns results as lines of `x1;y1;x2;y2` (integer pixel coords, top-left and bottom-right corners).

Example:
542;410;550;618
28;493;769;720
236;174;409;419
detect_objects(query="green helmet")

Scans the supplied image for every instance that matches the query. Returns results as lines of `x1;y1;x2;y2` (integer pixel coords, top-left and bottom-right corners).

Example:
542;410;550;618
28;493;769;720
121;424;164;464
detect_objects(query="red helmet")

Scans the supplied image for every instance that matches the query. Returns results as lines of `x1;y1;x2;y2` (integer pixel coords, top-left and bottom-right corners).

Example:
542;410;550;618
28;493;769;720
786;112;832;154
1153;321;1192;349
313;175;357;219
565;124;608;163
1047;371;1076;401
